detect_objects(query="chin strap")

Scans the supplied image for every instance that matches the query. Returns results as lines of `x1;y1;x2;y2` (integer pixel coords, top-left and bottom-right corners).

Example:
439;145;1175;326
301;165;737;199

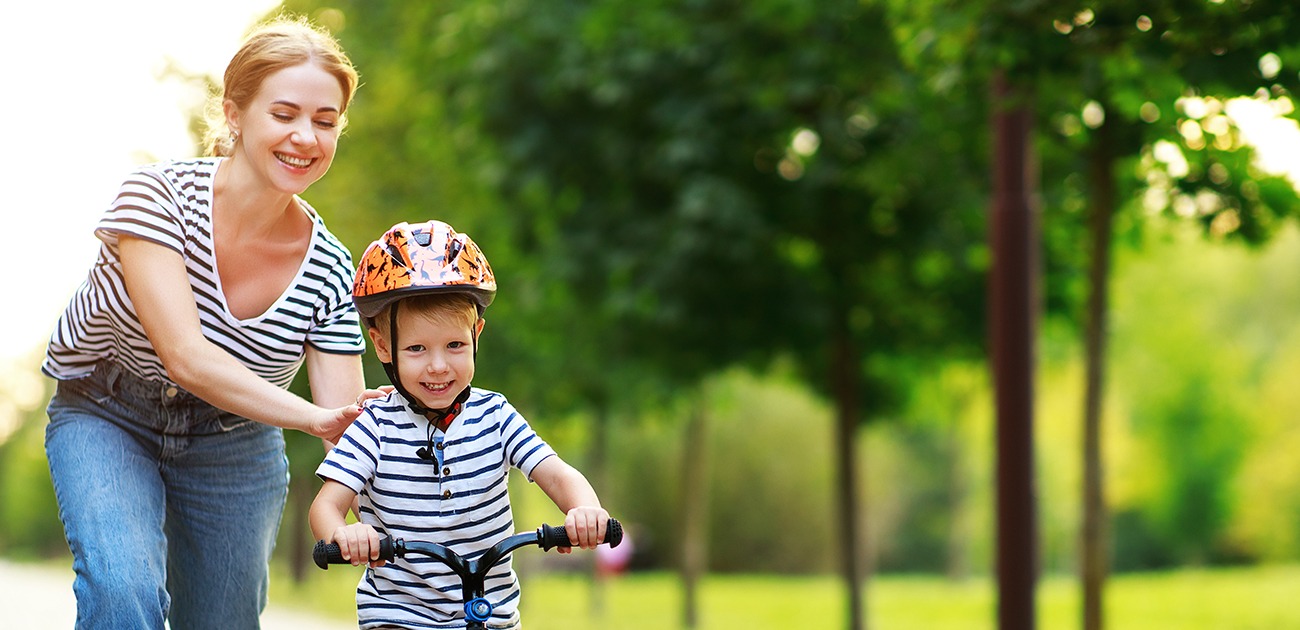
384;301;474;435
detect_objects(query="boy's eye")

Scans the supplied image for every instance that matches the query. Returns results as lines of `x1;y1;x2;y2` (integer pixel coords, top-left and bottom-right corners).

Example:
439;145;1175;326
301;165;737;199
448;341;467;349
405;344;425;353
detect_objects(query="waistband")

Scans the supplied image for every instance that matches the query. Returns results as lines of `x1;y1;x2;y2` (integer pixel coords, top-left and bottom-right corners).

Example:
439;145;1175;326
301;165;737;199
89;360;204;407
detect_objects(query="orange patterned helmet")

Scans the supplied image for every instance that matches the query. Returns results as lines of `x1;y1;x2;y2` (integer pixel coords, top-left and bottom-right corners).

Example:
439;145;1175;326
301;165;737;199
353;220;497;319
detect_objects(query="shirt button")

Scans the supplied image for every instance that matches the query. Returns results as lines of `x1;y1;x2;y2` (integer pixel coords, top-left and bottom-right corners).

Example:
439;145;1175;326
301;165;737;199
442;467;451;476
436;442;445;450
165;387;178;398
442;490;452;499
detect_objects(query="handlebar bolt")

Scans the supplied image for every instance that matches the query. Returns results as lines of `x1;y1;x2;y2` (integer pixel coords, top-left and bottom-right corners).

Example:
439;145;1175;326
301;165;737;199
466;597;493;622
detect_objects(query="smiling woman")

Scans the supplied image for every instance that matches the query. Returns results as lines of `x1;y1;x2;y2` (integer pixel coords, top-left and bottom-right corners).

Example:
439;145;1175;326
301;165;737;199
33;12;376;630
0;1;281;363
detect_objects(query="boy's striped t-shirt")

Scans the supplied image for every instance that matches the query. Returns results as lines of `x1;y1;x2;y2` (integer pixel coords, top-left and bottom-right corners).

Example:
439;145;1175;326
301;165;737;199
42;157;364;387
317;389;557;630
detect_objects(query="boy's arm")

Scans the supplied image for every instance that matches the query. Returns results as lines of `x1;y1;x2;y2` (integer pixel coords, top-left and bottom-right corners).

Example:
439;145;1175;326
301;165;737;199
310;480;384;566
531;456;610;550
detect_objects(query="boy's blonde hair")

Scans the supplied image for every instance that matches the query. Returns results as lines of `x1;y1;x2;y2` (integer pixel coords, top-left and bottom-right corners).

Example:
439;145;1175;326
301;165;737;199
368;293;481;340
203;15;360;157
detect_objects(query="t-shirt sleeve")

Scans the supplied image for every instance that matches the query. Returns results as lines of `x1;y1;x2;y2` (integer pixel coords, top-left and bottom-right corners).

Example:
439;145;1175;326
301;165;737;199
94;167;187;254
307;232;367;355
498;398;557;480
317;408;382;493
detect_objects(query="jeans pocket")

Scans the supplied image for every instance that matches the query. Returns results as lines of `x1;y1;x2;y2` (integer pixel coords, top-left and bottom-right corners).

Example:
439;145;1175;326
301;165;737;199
53;374;114;408
216;412;252;432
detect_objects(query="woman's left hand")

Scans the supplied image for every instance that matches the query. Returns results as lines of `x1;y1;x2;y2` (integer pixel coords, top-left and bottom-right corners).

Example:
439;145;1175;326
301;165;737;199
355;385;395;407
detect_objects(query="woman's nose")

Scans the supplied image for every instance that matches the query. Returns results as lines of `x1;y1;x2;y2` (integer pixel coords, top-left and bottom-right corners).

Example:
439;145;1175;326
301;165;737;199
291;122;318;148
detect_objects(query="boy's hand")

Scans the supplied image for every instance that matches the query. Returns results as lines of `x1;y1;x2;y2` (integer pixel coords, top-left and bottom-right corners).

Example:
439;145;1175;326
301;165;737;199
560;506;611;554
330;523;386;568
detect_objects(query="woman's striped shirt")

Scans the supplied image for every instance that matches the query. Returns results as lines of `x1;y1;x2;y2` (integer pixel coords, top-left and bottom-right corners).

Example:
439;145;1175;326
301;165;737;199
42;158;365;387
317;388;557;630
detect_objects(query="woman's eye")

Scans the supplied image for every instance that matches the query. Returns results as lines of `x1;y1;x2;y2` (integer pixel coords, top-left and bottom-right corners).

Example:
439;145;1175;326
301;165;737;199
272;112;293;122
314;119;338;129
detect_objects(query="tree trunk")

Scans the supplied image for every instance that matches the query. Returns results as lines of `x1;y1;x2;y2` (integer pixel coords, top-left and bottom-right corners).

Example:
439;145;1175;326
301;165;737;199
830;313;866;630
289;471;314;583
989;70;1040;630
680;393;710;629
947;427;971;581
1082;112;1116;630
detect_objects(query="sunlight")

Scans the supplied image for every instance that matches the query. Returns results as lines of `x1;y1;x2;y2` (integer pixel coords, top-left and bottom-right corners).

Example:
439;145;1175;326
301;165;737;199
0;0;280;364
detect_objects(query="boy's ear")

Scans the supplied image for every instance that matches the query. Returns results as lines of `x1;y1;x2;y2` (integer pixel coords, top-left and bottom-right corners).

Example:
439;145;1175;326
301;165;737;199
474;317;486;340
367;327;392;363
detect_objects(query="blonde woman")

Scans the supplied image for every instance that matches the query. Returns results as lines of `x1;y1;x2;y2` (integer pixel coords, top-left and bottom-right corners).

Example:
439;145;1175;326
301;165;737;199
43;17;367;629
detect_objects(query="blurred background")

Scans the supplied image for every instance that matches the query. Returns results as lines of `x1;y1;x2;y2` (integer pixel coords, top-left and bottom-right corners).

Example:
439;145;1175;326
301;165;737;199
3;1;1300;629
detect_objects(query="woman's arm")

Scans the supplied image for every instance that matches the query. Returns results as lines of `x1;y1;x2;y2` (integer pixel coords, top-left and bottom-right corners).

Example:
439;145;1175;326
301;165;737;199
305;345;366;448
532;456;610;550
120;235;360;440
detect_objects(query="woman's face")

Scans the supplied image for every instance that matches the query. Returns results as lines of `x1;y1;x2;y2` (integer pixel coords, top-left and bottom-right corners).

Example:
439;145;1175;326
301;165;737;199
227;62;344;195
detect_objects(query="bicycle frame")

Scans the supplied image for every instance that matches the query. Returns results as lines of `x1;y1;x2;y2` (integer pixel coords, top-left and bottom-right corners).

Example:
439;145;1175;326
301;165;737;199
314;519;623;629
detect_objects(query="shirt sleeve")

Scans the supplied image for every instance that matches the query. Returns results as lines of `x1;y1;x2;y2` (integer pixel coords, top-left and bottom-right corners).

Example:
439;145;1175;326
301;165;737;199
497;397;557;480
317;408;383;492
306;227;367;355
94;166;187;254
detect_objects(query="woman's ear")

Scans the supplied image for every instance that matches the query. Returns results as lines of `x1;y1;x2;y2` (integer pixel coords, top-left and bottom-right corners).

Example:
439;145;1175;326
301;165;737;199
368;327;392;363
223;99;241;139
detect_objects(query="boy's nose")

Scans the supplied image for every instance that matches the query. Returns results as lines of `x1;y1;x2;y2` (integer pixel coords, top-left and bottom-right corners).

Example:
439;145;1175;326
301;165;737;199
425;353;448;373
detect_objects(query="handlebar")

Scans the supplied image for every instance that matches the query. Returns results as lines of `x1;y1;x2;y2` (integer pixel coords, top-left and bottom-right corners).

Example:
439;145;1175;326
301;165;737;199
312;517;624;569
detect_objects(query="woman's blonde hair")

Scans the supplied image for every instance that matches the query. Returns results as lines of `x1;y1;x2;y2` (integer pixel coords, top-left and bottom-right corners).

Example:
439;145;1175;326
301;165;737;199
202;15;359;157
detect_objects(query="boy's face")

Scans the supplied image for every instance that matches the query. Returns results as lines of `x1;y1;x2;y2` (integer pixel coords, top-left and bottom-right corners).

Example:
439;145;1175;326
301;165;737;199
369;308;485;411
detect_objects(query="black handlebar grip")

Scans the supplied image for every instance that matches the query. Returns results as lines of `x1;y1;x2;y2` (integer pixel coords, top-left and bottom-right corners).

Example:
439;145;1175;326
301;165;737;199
539;518;624;551
312;537;396;569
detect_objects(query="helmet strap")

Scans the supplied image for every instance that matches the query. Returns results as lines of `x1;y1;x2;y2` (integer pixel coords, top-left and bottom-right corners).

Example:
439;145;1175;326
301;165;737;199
384;301;474;434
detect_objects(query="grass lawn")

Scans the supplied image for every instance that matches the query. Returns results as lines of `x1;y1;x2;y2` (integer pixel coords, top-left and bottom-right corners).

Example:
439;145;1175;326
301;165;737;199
270;563;1300;629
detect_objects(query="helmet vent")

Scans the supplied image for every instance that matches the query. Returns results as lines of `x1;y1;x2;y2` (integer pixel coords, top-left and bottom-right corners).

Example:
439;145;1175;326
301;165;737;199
384;242;406;266
413;230;433;247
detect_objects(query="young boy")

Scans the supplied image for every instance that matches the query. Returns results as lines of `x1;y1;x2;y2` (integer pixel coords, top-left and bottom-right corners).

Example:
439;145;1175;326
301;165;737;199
310;220;610;630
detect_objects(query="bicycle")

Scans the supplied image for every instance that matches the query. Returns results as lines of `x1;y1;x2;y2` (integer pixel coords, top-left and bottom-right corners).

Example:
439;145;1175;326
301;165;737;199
313;518;624;629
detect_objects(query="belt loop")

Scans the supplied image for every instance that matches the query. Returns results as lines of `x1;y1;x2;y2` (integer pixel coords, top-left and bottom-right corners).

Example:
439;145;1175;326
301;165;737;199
102;361;122;397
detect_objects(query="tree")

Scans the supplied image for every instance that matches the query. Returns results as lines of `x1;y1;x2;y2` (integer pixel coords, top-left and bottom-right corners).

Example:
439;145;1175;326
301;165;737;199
426;2;992;628
893;2;1300;628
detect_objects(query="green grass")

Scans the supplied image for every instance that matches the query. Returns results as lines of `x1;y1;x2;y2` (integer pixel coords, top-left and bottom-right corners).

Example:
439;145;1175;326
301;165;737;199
270;564;1300;629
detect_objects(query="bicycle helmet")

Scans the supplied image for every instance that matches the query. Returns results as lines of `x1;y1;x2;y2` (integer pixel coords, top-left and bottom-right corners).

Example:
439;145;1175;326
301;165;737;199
352;220;497;436
353;220;496;320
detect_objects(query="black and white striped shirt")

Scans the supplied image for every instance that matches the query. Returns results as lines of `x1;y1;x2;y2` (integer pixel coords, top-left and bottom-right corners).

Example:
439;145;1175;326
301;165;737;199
42;158;364;388
317;389;557;630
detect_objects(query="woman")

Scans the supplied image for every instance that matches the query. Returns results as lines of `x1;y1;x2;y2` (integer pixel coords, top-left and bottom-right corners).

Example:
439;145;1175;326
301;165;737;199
42;16;367;629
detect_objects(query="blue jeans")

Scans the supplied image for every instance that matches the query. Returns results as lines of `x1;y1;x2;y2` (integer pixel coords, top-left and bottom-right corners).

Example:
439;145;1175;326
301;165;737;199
45;362;289;629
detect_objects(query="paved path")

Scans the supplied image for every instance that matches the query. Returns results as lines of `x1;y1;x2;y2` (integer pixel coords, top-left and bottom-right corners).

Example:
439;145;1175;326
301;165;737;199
0;559;355;629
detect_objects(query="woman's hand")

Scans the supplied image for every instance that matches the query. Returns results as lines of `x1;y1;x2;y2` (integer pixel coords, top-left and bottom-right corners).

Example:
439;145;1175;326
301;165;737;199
355;385;395;407
309;405;363;443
